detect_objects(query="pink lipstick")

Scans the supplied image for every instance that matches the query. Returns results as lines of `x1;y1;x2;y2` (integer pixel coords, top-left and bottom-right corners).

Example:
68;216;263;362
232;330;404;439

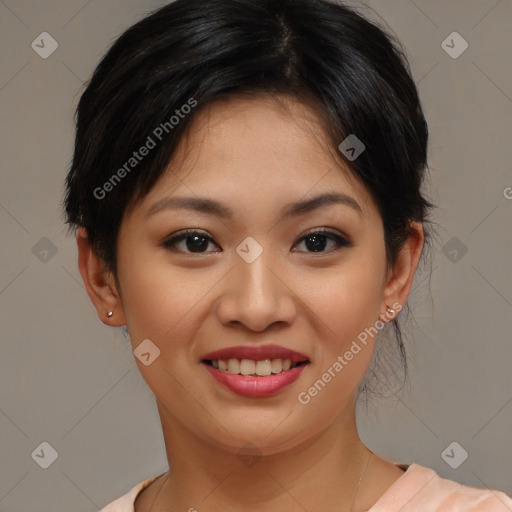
201;344;310;398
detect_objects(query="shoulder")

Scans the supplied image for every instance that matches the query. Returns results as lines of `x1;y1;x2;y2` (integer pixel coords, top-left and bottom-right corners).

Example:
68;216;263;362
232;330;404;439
99;474;162;512
370;463;512;512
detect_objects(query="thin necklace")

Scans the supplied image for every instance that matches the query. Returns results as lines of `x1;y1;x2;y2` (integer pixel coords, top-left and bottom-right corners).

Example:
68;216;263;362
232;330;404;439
149;451;373;512
349;450;373;512
147;471;170;512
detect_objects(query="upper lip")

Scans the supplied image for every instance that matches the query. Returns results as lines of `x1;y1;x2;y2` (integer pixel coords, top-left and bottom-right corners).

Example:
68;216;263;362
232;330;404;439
201;344;309;363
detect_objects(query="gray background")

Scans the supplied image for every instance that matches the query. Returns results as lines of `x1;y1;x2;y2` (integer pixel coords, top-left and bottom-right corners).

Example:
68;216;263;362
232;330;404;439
0;0;511;510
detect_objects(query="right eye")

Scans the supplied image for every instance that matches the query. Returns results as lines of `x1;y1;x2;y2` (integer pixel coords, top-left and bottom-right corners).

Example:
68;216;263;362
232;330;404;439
162;229;221;254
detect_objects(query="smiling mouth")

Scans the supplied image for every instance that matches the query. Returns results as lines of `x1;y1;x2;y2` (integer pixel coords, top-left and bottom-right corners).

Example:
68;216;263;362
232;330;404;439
202;358;309;377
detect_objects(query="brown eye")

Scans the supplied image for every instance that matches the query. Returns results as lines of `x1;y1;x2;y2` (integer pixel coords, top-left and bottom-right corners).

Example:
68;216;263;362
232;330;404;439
162;230;220;254
292;229;352;254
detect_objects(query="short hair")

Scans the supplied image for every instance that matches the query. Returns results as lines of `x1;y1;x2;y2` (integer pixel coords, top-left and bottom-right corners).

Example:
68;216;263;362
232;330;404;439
63;0;436;401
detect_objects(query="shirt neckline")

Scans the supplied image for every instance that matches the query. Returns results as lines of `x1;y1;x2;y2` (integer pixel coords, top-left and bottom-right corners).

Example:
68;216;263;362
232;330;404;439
134;463;416;509
366;462;428;511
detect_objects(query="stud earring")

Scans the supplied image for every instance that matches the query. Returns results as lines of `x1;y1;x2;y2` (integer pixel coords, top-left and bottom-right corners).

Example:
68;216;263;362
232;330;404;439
379;306;396;322
106;311;113;318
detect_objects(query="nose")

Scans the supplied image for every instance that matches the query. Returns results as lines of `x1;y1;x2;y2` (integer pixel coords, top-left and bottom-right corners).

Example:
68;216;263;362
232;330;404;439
214;248;297;332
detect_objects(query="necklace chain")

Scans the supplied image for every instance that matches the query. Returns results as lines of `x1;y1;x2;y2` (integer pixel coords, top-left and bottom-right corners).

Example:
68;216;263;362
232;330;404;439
147;471;170;512
349;450;373;512
149;451;373;512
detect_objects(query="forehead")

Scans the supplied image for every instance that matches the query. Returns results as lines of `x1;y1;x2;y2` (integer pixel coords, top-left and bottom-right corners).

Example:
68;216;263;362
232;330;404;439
135;94;376;219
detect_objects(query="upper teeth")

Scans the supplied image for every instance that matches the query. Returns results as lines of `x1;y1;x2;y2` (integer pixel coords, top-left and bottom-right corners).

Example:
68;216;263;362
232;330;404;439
211;358;297;376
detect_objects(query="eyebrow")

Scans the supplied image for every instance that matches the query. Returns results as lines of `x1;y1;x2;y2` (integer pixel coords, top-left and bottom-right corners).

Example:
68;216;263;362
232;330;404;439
146;192;363;220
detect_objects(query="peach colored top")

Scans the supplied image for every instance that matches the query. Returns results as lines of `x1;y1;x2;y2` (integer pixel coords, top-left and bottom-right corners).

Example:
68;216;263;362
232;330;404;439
99;463;512;511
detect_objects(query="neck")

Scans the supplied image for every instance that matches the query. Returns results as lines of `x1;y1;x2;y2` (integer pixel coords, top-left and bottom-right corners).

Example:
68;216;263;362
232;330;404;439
151;397;373;512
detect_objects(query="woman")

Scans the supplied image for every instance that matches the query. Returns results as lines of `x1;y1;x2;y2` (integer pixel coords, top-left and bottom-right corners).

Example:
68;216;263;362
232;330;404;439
63;0;512;510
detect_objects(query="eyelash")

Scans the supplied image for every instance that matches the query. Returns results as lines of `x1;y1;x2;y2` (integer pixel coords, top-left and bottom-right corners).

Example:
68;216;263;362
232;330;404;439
162;228;353;255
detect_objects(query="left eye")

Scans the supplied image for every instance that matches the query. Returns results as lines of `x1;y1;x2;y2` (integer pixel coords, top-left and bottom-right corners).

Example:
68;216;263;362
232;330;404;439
162;229;352;254
292;229;352;253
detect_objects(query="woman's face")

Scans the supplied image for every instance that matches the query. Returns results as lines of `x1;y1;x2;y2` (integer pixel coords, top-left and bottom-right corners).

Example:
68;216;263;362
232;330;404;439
111;95;404;455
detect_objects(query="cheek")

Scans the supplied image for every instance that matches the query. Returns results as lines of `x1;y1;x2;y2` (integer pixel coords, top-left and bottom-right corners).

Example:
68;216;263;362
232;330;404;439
116;253;205;397
316;260;384;341
119;267;194;342
115;240;192;341
116;248;226;363
296;266;385;414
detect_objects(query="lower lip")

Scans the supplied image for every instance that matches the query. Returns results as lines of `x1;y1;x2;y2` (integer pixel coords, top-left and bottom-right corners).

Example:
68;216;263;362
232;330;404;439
202;362;308;397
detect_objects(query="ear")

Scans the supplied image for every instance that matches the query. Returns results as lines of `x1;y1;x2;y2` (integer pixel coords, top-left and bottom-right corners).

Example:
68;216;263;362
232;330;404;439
380;221;424;320
76;227;127;326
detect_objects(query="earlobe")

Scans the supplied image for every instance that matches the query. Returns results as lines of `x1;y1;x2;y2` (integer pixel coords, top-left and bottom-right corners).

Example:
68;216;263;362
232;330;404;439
380;222;424;319
76;228;127;326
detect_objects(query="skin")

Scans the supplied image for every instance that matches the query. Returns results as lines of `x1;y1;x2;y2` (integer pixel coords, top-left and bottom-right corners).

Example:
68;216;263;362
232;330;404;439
77;95;424;512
